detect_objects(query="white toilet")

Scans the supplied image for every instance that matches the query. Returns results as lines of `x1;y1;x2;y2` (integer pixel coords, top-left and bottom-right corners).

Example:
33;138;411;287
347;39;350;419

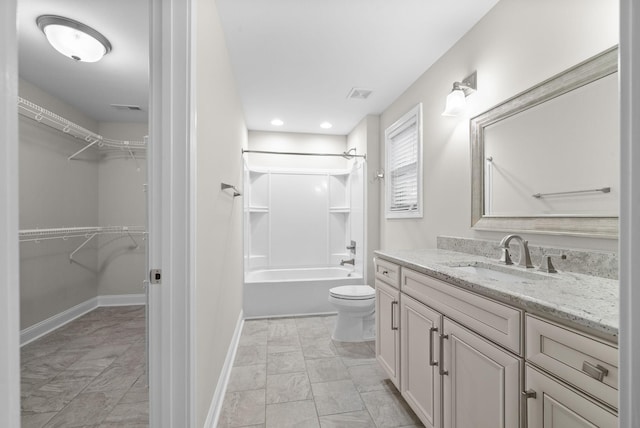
328;285;376;342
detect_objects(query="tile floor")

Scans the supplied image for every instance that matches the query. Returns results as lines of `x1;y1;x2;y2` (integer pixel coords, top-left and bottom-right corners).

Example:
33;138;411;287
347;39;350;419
218;315;424;428
20;306;148;428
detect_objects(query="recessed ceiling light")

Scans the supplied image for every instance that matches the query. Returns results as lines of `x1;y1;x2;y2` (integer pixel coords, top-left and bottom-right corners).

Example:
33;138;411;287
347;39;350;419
36;15;112;63
271;118;284;126
320;122;333;129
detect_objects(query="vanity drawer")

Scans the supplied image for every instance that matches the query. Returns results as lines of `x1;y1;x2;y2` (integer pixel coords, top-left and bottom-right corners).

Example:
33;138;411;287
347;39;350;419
525;315;618;409
401;268;522;355
375;258;400;288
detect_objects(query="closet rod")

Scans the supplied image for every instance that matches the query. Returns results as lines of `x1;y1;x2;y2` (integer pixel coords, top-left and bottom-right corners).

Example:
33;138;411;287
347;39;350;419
241;148;366;160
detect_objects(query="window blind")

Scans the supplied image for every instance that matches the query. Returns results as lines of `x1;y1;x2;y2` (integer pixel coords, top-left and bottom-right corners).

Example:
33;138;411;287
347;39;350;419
385;104;422;218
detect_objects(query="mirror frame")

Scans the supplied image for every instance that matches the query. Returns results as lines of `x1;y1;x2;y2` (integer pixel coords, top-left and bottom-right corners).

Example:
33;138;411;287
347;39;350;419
470;46;618;238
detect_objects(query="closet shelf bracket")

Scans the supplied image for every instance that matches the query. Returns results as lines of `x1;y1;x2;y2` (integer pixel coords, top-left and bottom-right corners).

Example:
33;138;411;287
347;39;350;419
69;233;98;263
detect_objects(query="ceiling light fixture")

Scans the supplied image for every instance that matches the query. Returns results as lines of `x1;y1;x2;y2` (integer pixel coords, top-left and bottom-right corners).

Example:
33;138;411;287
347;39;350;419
320;122;333;129
271;118;284;126
37;15;112;63
442;71;477;117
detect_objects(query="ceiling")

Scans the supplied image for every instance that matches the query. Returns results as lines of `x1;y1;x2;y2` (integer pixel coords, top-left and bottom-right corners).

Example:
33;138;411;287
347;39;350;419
17;0;500;132
18;0;149;123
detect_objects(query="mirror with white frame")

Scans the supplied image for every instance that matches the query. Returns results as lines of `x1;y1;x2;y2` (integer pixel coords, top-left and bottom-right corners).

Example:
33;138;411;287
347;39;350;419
470;46;618;238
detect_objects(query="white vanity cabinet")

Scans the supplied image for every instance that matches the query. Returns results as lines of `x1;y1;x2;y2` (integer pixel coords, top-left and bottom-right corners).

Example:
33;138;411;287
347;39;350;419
375;258;401;388
374;256;619;428
524;315;618;428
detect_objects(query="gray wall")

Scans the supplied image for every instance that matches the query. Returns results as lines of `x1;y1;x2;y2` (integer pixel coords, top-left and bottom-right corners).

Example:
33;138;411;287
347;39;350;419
19;79;100;329
379;0;619;252
97;122;147;296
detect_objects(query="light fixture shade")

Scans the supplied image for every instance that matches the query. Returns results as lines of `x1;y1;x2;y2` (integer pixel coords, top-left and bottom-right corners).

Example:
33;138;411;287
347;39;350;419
442;88;466;117
37;15;112;63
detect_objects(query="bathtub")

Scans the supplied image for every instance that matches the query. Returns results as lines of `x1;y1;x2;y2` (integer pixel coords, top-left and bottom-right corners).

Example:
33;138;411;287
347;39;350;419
244;267;365;318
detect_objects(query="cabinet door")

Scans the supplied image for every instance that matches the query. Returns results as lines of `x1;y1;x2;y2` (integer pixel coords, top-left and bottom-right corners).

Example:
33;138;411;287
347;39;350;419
525;365;617;428
401;295;442;428
375;279;400;388
443;319;521;428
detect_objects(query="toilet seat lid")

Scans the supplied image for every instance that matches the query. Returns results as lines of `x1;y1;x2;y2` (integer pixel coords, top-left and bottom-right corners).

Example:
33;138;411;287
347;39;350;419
329;285;375;300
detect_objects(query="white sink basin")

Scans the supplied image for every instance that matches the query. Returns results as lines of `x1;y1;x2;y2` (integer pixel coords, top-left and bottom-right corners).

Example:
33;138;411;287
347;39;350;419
445;261;547;283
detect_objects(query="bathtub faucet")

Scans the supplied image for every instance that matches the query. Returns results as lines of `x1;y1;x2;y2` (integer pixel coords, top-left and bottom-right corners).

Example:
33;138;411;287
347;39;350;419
340;258;355;266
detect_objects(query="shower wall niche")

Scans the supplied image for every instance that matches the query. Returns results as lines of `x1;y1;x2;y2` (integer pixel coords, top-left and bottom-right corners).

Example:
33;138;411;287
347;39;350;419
245;163;364;272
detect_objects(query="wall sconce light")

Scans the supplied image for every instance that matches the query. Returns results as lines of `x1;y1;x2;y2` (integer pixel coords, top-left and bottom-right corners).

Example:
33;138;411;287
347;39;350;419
37;15;112;63
442;71;477;117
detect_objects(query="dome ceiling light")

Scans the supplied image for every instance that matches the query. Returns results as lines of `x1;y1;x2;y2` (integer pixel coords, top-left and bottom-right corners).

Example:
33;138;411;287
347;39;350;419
36;15;112;63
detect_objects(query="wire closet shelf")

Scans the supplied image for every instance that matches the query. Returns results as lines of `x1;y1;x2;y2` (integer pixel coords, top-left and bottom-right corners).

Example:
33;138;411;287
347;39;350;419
18;97;147;161
19;226;147;262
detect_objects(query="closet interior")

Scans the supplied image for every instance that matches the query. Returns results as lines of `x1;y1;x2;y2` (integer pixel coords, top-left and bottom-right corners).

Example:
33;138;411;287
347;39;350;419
18;79;150;426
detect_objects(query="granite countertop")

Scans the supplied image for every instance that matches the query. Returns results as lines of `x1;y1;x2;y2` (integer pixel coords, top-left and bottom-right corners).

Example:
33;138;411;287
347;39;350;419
374;248;619;343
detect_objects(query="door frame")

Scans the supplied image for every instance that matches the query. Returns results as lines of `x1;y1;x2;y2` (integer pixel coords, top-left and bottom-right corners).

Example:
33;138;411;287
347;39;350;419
148;0;194;426
0;0;21;426
619;0;640;426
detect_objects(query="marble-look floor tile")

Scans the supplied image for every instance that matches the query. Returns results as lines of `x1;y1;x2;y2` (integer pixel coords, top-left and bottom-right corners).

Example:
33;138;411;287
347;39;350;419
22;379;90;413
267;343;302;354
227;364;267;392
102;401;149;424
266;372;312;404
234;345;267;367
21;411;57;428
268;322;298;339
311;379;364;416
84;364;141;393
360;389;422;428
319;410;376;428
218;389;266;427
305;357;350;383
347;363;391;392
334;342;376;367
265;400;319;428
239;331;269;347
43;390;124;428
267;351;306;375
301;339;337;360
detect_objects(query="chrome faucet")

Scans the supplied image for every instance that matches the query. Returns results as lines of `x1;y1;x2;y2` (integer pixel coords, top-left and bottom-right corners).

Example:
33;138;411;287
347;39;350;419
340;258;355;266
498;234;534;268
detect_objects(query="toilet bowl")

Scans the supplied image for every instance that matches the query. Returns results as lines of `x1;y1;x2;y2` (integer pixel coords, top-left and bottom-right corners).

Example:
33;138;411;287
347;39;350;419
328;285;376;342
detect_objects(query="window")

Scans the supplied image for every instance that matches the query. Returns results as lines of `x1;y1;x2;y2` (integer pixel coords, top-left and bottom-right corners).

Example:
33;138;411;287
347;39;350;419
385;104;423;218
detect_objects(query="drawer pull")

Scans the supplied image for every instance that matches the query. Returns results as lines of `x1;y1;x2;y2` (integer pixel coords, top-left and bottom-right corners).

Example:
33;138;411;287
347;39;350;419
522;389;537;399
382;270;389;275
439;333;449;376
429;327;438;367
582;361;609;382
391;301;398;331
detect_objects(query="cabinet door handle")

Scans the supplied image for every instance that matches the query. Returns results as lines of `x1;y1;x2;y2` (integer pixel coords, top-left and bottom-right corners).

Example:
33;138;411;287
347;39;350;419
382;270;389;275
582;361;609;382
522;389;537;399
391;301;398;330
439;333;449;376
429;327;439;367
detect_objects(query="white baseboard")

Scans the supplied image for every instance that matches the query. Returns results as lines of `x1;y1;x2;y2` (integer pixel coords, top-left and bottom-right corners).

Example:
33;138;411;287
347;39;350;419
204;311;244;428
20;293;146;346
98;293;146;307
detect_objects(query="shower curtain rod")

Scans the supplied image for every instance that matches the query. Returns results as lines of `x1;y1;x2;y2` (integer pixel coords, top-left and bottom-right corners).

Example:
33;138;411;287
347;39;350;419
241;148;366;160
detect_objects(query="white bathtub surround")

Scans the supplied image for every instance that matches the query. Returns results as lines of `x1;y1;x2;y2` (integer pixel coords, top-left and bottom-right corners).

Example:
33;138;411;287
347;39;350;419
244;161;366;318
244;267;363;318
328;285;376;342
437;236;618;280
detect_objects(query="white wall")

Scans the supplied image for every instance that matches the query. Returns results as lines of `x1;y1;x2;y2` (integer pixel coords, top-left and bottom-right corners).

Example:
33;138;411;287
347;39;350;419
379;0;619;252
193;0;247;425
347;115;381;284
97;122;148;296
18;80;100;329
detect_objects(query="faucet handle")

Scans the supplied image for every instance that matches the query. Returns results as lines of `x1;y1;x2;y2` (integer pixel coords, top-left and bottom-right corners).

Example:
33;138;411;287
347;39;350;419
538;253;566;273
499;248;513;265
